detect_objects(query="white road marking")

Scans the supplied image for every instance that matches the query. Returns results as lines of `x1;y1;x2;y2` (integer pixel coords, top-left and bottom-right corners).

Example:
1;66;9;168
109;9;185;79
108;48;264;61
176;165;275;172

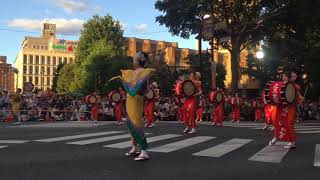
0;140;29;144
0;146;8;149
314;144;320;167
149;136;215;153
35;131;123;142
249;142;289;163
67;133;151;145
193;138;253;157
104;134;182;149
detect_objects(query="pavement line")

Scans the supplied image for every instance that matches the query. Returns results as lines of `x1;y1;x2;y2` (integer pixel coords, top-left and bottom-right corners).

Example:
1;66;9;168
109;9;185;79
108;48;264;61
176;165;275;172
297;130;320;134
248;142;289;163
193;138;253;157
295;128;320;131
148;136;215;153
315;144;320;167
35;131;123;142
0;146;8;149
67;133;151;145
0;140;29;144
104;134;182;149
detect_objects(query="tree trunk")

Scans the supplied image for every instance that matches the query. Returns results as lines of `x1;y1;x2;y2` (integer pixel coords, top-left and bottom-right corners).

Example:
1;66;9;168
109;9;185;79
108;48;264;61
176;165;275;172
230;37;241;93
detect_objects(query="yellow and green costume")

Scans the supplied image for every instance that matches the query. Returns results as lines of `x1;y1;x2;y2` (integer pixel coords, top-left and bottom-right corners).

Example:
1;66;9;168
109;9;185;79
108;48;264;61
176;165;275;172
120;68;155;150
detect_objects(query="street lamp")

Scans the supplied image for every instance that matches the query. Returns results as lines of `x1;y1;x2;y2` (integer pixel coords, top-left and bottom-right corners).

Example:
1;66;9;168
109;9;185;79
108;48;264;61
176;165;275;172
256;50;264;59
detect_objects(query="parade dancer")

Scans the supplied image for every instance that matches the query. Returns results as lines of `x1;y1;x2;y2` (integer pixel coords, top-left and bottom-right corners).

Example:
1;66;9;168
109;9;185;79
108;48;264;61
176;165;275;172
231;93;241;123
268;72;299;149
114;91;123;125
12;89;22;125
111;52;155;161
144;82;159;128
183;72;202;134
252;98;262;122
211;87;225;126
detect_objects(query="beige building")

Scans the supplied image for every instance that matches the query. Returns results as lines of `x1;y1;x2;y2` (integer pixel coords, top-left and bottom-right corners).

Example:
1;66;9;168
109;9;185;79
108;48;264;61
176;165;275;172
14;23;77;91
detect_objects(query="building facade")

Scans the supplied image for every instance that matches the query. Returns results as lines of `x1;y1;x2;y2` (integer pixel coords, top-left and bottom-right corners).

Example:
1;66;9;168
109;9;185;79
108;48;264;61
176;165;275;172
0;56;15;92
14;23;77;91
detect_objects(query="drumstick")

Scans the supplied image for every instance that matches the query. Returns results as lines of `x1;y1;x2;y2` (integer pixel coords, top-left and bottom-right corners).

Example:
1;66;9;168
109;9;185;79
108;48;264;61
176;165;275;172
303;84;309;98
108;76;123;82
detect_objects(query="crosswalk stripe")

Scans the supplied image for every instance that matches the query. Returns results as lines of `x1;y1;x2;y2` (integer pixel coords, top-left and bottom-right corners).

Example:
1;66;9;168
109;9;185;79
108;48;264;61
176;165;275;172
193;138;253;157
104;134;182;149
148;136;215;153
0;140;29;144
314;144;320;167
67;134;131;145
248;142;289;163
295;128;320;131
35;131;123;142
67;133;152;145
0;146;8;149
297;131;320;134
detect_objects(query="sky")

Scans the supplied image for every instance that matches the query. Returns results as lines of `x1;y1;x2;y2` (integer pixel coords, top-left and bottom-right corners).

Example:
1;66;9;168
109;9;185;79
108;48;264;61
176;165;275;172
0;0;208;65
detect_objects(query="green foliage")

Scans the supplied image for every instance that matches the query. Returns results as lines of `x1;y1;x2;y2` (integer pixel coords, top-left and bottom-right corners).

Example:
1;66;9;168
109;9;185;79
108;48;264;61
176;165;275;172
57;14;131;95
51;63;65;92
57;63;76;94
155;0;286;92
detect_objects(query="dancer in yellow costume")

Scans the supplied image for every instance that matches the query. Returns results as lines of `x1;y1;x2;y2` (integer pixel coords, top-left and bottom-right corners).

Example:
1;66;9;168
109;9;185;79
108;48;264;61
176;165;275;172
111;52;155;161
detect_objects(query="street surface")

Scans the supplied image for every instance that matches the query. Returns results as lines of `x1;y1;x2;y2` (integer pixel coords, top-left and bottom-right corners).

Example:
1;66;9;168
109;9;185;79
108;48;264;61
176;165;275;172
0;120;319;180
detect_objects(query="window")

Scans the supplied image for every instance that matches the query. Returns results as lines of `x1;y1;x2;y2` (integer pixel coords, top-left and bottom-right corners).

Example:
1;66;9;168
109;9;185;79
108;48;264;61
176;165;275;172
41;67;44;74
23;54;27;64
47;56;51;65
41;56;45;65
23;66;27;73
32;45;36;49
47;77;50;85
29;55;33;64
29;66;33;74
35;66;39;74
35;55;39;64
35;77;39;85
53;67;57;74
64;57;67;64
59;57;62;64
23;76;26;84
29;76;33;83
53;57;56;65
69;58;73;63
47;67;50;75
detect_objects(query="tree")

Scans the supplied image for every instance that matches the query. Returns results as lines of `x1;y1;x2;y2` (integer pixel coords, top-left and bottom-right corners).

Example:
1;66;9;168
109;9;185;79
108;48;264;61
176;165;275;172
61;14;130;94
155;0;286;92
57;63;76;94
51;63;65;92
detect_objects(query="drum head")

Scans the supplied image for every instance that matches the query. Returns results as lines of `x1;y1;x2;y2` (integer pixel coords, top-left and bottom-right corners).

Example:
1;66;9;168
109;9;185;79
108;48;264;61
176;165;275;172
146;89;154;99
24;82;34;92
285;83;296;104
182;80;195;97
111;92;121;103
216;93;223;103
88;96;97;104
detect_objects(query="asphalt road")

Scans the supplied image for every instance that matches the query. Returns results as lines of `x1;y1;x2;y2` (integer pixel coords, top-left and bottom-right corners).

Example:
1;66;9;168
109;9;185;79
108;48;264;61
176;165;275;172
0;120;319;180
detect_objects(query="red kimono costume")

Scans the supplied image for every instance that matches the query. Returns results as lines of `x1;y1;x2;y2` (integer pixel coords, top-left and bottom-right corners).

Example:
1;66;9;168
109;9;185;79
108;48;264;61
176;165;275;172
184;81;201;129
212;92;225;125
196;98;204;122
115;100;123;124
144;93;157;127
252;101;262;121
273;83;299;142
91;104;99;122
231;97;241;122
